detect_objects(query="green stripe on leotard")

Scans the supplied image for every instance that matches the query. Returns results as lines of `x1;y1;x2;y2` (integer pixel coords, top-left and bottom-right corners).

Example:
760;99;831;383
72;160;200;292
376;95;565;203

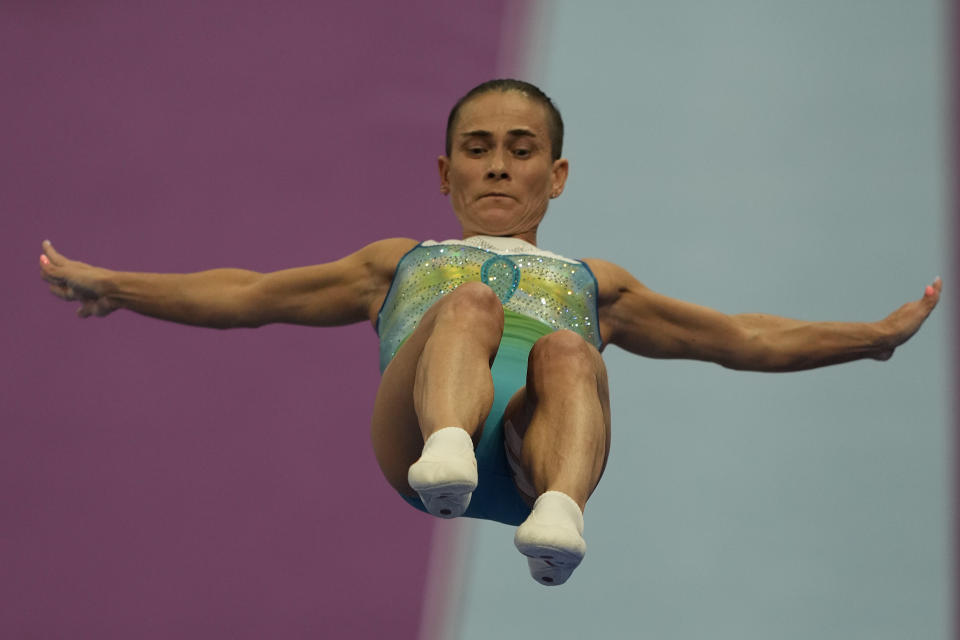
381;239;602;526
401;310;553;525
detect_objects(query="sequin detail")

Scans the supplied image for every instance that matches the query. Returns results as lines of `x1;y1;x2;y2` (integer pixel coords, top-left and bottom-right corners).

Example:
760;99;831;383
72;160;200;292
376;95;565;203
481;255;520;302
377;242;601;372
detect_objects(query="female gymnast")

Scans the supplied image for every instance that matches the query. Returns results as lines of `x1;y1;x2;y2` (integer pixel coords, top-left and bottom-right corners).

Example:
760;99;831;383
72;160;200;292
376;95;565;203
39;79;941;586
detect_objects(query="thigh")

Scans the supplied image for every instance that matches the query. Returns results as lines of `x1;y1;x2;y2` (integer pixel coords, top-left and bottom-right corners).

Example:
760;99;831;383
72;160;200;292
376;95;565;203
369;285;501;496
370;335;432;498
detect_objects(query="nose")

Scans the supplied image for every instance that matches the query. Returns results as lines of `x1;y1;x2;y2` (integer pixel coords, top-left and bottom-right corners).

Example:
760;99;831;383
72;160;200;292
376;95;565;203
486;150;509;180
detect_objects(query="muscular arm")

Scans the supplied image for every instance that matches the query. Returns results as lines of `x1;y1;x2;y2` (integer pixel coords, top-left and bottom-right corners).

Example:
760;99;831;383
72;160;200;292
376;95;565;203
40;238;418;329
585;258;941;372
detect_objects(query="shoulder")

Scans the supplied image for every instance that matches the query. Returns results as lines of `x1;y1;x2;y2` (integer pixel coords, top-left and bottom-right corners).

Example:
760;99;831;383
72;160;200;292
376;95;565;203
581;258;645;304
580;258;654;345
355;237;419;275
359;237;419;259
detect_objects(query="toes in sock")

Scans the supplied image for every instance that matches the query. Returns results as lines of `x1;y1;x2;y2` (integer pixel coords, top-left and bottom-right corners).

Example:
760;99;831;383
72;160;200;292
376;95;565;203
514;491;586;586
407;427;477;519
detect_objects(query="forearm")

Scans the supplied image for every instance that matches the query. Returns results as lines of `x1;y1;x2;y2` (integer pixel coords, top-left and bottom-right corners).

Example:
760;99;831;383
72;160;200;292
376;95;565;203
41;238;413;328
105;268;265;328
724;313;890;372
593;259;939;372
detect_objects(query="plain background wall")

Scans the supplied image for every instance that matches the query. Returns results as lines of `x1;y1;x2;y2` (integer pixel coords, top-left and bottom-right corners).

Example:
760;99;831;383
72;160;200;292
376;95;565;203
460;2;951;639
1;2;952;639
0;2;508;637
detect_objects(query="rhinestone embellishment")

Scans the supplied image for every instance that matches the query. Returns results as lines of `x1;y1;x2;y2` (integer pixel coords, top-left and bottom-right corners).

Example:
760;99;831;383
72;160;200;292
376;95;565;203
480;255;520;302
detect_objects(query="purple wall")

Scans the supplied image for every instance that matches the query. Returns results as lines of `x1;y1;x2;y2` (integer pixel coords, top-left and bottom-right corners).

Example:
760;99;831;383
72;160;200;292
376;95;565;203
1;3;507;637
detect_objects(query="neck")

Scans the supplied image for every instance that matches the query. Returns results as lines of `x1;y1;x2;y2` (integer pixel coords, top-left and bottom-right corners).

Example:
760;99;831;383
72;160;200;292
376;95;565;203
462;229;538;246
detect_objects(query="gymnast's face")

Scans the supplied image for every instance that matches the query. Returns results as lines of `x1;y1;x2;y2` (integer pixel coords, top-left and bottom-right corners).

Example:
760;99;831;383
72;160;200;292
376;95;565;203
438;91;568;241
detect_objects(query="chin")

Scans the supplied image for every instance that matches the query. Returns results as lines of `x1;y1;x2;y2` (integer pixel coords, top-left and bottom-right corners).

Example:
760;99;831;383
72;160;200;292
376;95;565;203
458;203;539;236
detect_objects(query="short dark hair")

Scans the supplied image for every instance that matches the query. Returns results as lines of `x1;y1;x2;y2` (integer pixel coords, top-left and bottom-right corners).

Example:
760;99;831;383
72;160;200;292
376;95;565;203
445;79;564;161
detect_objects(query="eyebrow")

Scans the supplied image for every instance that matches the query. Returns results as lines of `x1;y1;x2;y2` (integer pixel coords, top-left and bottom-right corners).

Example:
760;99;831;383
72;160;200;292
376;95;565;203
460;129;538;141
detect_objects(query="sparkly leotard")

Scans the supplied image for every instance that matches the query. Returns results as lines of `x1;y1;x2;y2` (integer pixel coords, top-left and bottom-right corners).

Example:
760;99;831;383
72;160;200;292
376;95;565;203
377;235;602;526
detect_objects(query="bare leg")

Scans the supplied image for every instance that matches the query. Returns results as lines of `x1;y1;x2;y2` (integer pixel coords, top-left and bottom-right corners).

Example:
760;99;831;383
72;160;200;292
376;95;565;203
505;330;611;585
370;282;504;498
413;282;504;440
513;330;611;510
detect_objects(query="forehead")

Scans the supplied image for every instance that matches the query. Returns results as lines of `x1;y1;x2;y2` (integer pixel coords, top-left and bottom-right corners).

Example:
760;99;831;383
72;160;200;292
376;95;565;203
454;91;550;136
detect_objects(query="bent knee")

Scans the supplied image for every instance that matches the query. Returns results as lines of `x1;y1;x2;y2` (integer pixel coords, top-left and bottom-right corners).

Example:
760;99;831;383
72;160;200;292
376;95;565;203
436;281;504;324
529;330;600;374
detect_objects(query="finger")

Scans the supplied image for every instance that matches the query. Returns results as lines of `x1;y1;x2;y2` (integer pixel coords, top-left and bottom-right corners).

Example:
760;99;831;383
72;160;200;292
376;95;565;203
39;251;66;283
40;266;64;286
923;277;942;307
40;255;67;282
40;252;55;275
93;299;114;317
42;239;66;265
48;283;72;301
78;300;100;318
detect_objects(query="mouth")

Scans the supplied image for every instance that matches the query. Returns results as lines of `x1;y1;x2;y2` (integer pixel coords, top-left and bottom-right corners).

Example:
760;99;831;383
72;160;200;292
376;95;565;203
480;192;513;200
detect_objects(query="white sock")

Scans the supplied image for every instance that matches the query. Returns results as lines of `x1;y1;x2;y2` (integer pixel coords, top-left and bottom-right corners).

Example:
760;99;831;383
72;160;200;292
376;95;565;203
420;426;474;459
407;427;477;519
514;491;586;586
529;491;585;534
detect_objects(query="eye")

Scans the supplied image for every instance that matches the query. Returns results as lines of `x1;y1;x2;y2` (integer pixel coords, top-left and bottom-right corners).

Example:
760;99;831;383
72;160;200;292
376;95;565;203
513;147;531;158
467;147;486;156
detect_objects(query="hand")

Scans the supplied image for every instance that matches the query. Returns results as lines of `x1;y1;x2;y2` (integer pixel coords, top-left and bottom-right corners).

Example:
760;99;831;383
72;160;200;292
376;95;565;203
873;277;942;360
39;240;118;318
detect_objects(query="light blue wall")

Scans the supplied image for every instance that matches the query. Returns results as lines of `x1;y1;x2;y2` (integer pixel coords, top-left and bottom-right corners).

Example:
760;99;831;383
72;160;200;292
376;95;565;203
459;2;950;638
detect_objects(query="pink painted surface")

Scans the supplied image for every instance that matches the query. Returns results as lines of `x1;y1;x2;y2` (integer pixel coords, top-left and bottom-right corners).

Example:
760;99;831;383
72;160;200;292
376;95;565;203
0;2;507;637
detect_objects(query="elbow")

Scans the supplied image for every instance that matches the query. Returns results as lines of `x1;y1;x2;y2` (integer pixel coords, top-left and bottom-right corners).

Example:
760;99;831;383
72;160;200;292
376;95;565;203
213;309;267;329
197;293;267;330
209;317;262;330
221;281;270;328
189;309;259;330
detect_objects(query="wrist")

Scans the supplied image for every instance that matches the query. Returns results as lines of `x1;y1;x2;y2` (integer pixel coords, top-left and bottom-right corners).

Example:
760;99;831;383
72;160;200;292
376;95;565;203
98;268;125;307
869;319;898;353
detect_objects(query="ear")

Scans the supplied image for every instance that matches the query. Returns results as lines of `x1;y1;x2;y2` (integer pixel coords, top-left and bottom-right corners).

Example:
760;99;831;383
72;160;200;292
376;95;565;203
550;158;569;198
437;156;451;195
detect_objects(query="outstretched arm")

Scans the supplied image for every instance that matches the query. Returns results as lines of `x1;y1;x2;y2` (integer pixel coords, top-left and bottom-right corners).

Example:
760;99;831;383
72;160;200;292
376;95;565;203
39;238;417;328
586;259;941;372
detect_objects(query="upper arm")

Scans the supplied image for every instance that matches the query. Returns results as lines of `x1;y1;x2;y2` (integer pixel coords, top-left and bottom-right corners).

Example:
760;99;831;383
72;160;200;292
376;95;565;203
586;258;751;364
247;237;417;327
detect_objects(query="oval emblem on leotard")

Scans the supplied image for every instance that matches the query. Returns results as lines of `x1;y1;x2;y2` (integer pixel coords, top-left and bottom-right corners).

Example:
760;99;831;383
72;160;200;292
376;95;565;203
480;255;520;303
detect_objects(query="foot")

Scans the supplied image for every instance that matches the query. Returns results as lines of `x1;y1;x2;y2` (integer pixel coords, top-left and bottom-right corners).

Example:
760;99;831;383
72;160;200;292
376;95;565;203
407;427;478;519
514;491;586;586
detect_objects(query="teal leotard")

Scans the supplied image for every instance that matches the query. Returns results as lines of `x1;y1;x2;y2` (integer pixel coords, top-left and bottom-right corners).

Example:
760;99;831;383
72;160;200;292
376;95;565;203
376;236;602;526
